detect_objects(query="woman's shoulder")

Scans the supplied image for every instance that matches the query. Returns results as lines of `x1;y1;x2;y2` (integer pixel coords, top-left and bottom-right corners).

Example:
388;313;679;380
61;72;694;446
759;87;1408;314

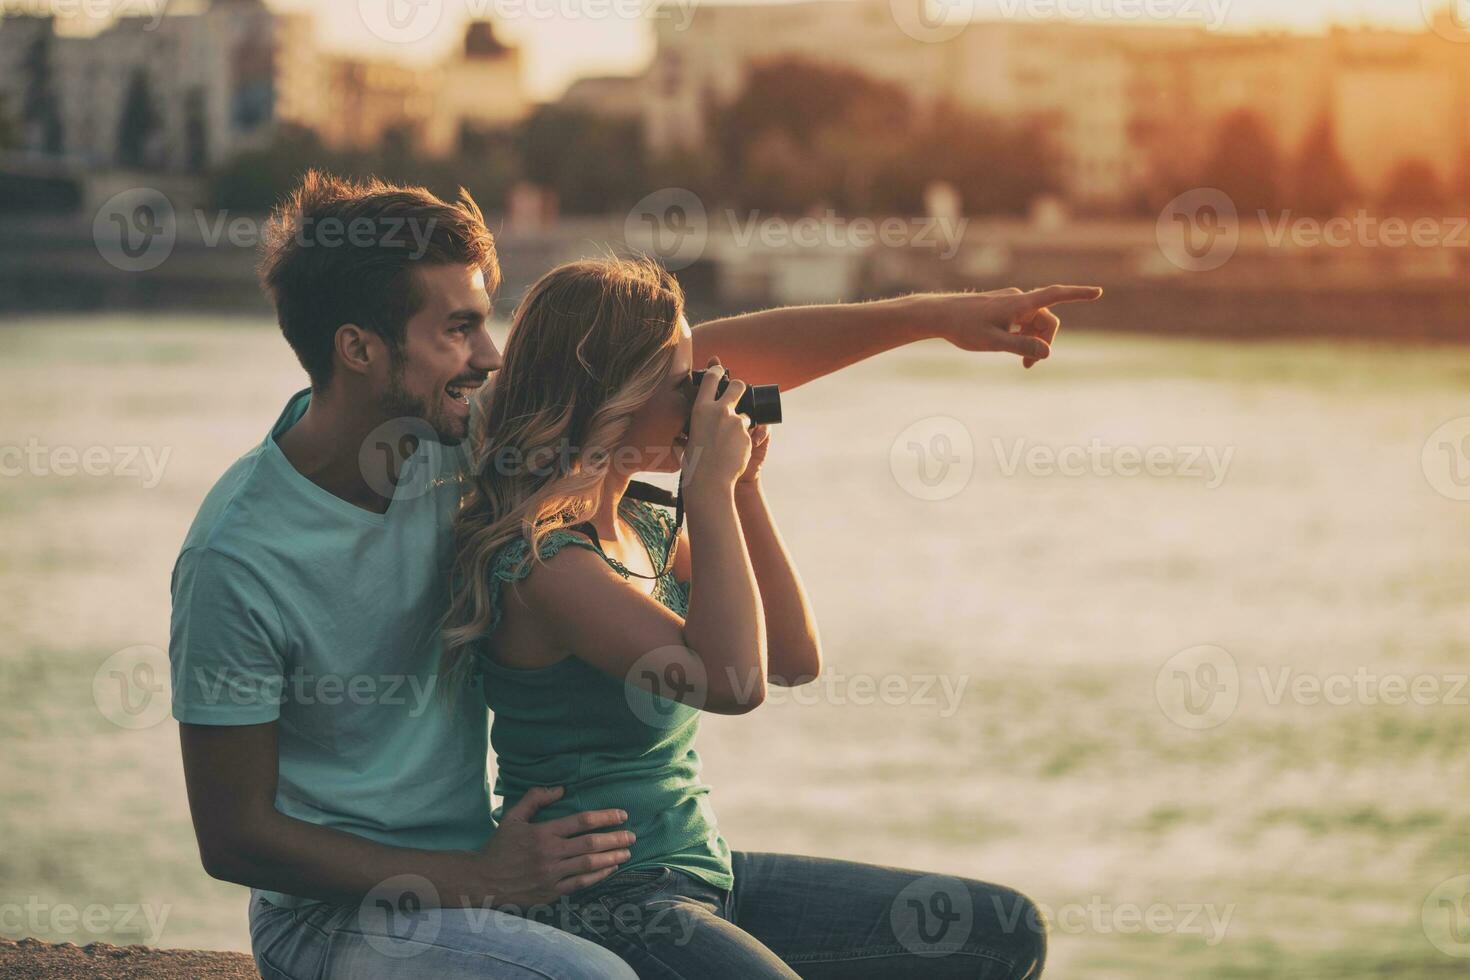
490;525;601;584
478;527;606;664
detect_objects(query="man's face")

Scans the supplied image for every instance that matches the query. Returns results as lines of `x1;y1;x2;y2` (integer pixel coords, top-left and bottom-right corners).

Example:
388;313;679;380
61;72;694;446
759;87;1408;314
378;263;500;446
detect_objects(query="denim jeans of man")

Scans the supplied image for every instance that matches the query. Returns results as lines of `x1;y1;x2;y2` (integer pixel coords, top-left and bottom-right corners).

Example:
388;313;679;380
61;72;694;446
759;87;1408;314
248;887;639;979
518;851;1047;979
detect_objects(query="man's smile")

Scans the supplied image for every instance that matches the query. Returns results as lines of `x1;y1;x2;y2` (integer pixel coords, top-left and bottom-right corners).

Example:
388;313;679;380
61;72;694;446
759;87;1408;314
445;376;487;411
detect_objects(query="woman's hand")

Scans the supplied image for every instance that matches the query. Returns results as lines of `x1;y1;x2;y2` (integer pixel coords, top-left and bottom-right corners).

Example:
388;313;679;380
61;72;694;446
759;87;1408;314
737;425;770;485
682;357;752;499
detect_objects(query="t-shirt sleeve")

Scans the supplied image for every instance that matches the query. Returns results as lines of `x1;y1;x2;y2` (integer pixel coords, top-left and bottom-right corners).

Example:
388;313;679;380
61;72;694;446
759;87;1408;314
169;547;287;725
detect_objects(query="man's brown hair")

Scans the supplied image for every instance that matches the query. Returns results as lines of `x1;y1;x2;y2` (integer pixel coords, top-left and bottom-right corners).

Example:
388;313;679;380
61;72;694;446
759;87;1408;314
258;170;499;386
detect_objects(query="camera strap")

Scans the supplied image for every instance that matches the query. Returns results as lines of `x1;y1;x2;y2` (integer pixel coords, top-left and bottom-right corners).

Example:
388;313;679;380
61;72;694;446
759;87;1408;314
570;477;685;580
623;479;677;508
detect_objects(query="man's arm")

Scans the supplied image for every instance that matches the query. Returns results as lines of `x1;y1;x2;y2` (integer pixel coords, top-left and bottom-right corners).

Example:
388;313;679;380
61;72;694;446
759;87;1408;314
690;286;1103;391
180;720;633;909
170;547;633;911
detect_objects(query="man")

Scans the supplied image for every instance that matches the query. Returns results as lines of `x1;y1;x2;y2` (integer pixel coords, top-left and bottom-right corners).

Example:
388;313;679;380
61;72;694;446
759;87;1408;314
170;171;1100;978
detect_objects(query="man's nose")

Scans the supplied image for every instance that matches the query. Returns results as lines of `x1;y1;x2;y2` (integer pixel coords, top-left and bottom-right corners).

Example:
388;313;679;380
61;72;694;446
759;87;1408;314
470;327;503;374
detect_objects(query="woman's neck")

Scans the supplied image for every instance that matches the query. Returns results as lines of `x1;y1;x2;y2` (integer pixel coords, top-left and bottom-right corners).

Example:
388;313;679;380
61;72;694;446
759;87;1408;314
590;470;634;547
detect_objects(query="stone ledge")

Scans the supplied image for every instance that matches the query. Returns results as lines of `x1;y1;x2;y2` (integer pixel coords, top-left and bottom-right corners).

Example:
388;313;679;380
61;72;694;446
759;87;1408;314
0;937;258;979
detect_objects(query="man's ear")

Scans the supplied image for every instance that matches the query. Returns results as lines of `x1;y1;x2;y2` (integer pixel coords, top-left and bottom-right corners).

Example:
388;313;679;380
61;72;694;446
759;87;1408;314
334;324;379;377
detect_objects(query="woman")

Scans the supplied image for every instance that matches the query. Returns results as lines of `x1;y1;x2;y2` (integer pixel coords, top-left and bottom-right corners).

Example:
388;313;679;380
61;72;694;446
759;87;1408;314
443;258;1046;979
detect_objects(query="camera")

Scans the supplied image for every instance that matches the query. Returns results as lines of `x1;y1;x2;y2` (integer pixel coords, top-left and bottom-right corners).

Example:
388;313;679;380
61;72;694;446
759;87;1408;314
689;369;782;426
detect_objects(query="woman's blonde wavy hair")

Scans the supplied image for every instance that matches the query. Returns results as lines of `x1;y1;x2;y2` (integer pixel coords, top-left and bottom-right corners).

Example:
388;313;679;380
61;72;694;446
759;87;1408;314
440;256;686;690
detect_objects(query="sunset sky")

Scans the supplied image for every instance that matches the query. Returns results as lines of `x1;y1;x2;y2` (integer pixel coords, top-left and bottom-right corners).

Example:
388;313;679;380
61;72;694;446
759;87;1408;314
258;0;1451;99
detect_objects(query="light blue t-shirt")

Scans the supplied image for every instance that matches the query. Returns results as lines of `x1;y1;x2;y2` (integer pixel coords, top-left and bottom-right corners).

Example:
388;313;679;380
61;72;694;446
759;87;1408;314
168;390;489;908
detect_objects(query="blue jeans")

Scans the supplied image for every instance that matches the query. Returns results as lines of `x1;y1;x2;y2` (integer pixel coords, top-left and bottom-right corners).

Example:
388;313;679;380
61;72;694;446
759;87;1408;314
248;888;638;979
516;851;1047;979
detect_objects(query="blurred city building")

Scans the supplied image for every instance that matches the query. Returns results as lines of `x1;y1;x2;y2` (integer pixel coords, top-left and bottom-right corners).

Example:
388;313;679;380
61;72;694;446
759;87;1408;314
2;0;1464;210
0;0;527;172
642;0;1470;209
1;0;1466;330
0;0;317;173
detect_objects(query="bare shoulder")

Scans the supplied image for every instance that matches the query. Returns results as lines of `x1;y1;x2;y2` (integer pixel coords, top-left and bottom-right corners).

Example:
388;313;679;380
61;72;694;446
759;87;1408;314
487;532;608;668
497;526;689;679
505;532;616;608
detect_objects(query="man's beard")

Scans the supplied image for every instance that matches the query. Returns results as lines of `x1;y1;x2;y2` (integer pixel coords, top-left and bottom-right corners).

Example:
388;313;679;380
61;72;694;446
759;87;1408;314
380;356;467;447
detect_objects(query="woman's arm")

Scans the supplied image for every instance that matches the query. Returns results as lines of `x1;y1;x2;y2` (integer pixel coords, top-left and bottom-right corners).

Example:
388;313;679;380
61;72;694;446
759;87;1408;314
507;493;766;714
507;366;768;713
733;478;821;685
682;482;765;706
671;424;820;686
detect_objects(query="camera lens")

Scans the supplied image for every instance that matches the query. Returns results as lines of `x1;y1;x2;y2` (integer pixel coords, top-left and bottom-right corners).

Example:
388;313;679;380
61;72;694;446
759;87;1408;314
688;370;782;426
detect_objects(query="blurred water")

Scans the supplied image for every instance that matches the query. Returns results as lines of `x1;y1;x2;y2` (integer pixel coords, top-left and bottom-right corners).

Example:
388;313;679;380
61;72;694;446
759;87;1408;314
2;315;1469;977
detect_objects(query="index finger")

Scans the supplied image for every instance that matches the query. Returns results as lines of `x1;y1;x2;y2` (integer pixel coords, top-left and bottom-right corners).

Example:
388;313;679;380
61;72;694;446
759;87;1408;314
1023;285;1103;309
696;360;725;404
539;807;630;838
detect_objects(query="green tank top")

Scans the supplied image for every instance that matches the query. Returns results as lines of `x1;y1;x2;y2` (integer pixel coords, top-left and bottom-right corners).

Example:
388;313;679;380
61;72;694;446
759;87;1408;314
476;497;733;891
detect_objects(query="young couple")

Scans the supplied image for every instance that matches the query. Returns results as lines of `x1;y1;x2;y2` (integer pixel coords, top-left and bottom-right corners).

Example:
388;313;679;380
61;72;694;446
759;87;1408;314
169;171;1100;979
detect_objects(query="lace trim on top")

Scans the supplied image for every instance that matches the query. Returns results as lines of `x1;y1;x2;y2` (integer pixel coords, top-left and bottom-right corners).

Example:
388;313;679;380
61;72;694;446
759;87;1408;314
482;499;688;644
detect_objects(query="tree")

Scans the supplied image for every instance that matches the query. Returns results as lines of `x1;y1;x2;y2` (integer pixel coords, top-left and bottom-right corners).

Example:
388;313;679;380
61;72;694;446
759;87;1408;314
646;145;721;205
702;60;1062;216
1200;109;1283;214
1380;159;1445;213
1290;115;1358;217
207;123;330;211
1453;153;1470;207
21;23;64;155
116;68;160;170
0;93;17;152
883;101;1061;216
710;58;913;213
184;87;210;174
518;106;645;214
207;121;521;215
